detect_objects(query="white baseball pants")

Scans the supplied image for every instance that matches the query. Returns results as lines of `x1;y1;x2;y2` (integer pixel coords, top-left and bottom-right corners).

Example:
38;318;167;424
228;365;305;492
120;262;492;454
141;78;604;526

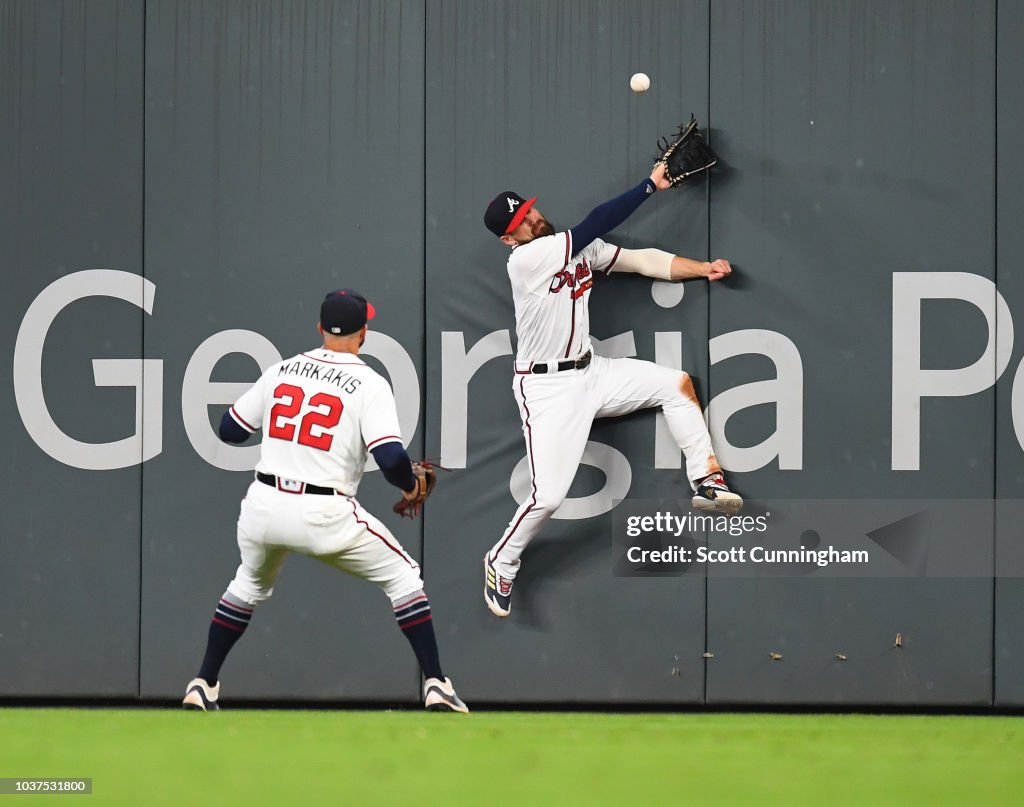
487;353;721;579
227;480;424;605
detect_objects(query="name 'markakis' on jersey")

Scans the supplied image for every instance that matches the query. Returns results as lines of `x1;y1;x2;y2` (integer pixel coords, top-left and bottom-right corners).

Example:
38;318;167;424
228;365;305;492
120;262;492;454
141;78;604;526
277;356;364;394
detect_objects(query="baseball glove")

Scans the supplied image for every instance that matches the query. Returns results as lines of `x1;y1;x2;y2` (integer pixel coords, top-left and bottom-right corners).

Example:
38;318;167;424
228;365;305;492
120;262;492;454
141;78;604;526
655;114;718;186
393;461;437;519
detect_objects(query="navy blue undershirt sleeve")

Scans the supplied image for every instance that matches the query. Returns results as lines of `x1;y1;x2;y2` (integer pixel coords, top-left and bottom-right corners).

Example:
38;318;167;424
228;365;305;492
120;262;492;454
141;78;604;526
218;410;252;444
568;178;657;252
371;442;418;493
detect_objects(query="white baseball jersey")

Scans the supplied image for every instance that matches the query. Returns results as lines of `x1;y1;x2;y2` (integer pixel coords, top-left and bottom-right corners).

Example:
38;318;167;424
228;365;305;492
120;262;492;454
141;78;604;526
507;233;621;363
228;347;403;496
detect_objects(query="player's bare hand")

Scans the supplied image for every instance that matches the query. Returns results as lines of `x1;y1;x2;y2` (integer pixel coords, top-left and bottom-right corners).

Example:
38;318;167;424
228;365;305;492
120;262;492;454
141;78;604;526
705;259;732;282
649;161;672;191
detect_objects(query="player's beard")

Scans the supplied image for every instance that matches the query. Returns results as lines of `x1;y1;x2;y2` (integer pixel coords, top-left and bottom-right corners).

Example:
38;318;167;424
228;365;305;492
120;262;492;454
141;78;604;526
533;218;555;238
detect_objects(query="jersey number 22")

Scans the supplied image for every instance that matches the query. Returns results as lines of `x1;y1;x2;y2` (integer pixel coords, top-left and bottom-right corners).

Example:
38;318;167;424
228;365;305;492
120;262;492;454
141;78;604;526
268;383;343;451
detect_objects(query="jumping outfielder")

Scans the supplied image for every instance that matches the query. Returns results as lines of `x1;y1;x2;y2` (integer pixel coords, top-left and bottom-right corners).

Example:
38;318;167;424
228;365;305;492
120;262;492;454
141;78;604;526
182;289;467;712
481;161;742;618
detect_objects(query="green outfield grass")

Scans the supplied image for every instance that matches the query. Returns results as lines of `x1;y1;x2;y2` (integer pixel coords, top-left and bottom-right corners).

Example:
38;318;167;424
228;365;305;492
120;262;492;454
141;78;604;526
1;709;1022;805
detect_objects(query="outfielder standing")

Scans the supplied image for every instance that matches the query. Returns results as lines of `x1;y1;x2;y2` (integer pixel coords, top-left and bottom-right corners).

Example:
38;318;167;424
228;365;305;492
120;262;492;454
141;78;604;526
182;289;467;712
481;158;742;619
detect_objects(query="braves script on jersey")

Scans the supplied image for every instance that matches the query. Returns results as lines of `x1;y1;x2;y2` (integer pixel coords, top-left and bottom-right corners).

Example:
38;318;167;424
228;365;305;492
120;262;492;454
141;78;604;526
229;348;402;494
508;233;620;364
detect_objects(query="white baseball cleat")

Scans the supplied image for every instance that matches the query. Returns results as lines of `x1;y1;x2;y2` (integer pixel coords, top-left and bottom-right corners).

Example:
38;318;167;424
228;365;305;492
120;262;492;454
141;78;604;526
692;473;743;515
423;677;469;714
483;555;514;618
182;677;220;711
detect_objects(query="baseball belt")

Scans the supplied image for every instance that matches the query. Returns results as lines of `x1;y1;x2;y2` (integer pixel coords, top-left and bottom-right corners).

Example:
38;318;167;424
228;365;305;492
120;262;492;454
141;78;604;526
256;471;340;496
531;350;592;375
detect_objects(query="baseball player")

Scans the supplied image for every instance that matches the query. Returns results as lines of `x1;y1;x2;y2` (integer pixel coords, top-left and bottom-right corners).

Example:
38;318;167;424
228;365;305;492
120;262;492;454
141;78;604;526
481;161;742;618
182;289;467;713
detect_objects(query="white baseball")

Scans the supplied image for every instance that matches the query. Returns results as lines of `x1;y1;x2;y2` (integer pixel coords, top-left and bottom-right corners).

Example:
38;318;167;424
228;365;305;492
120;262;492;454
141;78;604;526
630;72;650;93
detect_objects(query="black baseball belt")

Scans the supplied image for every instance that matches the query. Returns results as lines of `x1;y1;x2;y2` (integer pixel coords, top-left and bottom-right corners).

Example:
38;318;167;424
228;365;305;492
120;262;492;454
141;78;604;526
256;472;339;496
531;350;592;374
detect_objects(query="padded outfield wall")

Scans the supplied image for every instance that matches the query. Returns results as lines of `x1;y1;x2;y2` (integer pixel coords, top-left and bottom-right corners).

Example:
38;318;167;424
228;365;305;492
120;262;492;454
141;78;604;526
2;0;1021;706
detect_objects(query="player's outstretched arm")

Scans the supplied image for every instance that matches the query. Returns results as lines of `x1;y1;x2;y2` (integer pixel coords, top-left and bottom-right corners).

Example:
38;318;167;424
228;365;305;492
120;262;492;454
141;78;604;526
569;175;660;250
670;256;732;282
611;250;732;283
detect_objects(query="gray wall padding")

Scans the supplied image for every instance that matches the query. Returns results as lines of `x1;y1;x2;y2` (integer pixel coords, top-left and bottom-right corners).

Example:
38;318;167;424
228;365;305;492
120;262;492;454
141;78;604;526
1;0;1018;706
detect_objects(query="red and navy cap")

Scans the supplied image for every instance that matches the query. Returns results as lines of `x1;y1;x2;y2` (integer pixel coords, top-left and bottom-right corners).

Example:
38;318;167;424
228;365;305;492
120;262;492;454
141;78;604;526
320;289;376;336
484;191;537;237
